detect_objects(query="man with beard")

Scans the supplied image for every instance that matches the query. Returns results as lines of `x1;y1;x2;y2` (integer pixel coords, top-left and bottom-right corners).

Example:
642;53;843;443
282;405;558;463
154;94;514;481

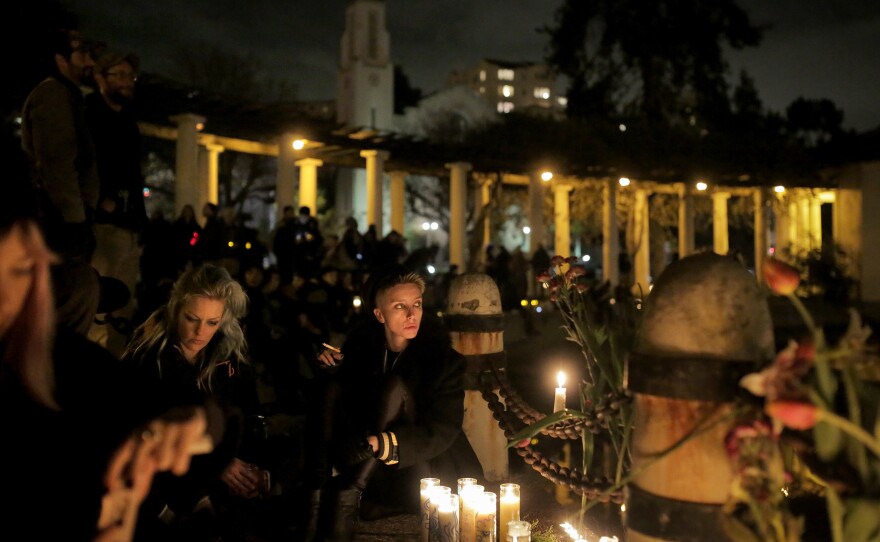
85;49;147;356
21;28;102;337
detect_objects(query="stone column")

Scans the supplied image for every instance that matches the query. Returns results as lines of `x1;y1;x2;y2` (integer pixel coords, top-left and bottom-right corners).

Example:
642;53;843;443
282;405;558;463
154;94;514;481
296;158;323;217
799;191;813;252
200;143;223;212
528;172;546;256
603;178;620;287
754;188;768;281
447;162;472;270
678;183;695;258
633;187;651;295
788;194;801;256
773;194;790;253
389;170;407;234
712;192;730;255
481;177;494;249
170;113;205;217
553;183;573;258
810;193;823;251
361;150;389;237
276;133;298;219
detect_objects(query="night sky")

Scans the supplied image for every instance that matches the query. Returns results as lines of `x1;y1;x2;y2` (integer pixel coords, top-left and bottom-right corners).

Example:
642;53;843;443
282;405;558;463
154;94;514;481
69;0;880;131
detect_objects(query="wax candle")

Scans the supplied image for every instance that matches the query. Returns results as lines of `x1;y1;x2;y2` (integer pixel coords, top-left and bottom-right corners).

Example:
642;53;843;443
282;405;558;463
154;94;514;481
438;493;460;542
430;486;452;542
457;478;477;521
459;484;484;542
475;492;497;542
553;371;566;412
421;478;441;542
498;483;520;542
507;520;531;542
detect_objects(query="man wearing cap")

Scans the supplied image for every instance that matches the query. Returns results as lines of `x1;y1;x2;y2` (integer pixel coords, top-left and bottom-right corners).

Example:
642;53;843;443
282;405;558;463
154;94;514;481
86;49;147;355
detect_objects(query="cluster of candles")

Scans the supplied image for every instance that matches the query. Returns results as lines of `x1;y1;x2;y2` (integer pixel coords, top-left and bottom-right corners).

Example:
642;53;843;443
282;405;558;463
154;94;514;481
420;478;530;542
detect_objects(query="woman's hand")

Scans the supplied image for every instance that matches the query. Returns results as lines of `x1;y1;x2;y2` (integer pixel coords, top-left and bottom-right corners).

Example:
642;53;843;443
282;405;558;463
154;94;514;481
316;344;344;368
221;458;264;499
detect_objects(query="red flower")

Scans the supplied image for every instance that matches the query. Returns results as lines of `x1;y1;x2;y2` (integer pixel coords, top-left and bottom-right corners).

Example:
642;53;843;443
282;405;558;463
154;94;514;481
762;258;801;295
765;401;819;430
550;255;566;267
565;266;587;280
535;272;551;283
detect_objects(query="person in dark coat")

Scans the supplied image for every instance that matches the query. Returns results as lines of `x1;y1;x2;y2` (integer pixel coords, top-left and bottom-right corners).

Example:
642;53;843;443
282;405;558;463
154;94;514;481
309;266;481;542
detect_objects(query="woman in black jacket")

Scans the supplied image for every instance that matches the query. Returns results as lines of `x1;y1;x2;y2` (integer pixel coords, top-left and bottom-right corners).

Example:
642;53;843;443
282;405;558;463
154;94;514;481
309;266;480;542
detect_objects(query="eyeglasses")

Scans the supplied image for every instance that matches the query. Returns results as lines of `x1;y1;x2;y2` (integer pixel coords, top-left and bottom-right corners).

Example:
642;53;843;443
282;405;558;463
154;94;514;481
105;71;138;82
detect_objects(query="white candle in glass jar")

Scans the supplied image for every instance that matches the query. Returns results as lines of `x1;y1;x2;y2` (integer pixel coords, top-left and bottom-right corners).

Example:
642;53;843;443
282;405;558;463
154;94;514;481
475;492;497;542
498;483;520;542
438;493;460;542
459;484;484;542
553;371;567;412
420;478;441;542
430;486;452;542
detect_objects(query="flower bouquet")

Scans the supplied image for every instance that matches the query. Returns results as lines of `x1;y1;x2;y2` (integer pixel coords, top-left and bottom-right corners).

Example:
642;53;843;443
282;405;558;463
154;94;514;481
728;257;880;542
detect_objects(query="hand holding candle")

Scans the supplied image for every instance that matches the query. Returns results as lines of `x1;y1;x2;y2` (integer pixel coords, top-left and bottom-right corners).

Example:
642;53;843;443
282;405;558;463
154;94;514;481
553;371;567;412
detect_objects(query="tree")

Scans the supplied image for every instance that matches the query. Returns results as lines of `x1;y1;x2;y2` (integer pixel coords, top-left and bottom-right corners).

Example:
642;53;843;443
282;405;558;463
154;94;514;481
542;0;763;128
393;64;423;115
785;97;845;147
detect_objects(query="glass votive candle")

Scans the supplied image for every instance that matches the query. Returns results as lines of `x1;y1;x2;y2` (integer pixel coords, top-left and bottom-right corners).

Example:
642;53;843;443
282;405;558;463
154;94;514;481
420;478;441;542
459;484;484;542
475;491;497;542
498;483;521;542
438;493;460;542
430;486;453;542
507;520;531;542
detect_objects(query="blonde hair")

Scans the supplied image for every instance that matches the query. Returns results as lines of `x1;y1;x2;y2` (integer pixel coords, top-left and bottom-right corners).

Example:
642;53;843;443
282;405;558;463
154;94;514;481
372;271;426;307
124;263;248;391
1;221;58;409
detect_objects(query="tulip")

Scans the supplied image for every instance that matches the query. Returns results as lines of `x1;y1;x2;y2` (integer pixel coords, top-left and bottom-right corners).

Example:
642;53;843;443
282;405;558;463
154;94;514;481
762;258;801;295
535;272;551;283
550;255;566;267
765;401;818;430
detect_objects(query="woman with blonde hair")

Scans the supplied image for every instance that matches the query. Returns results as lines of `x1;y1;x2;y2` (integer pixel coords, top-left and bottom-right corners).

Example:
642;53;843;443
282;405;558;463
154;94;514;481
123;263;266;540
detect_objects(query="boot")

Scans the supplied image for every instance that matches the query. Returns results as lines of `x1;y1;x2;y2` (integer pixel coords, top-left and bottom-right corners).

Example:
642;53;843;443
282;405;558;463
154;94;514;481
301;489;322;542
325;488;362;542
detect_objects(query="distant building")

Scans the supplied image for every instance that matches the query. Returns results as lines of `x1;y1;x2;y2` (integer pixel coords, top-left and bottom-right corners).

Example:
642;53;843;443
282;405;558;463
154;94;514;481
446;59;567;117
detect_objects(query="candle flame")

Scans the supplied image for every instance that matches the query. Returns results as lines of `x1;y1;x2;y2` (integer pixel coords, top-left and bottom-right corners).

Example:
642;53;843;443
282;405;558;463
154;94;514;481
557;371;566;388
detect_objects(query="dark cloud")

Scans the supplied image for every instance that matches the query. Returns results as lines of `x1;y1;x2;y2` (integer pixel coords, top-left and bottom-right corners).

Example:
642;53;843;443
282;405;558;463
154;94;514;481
71;0;880;130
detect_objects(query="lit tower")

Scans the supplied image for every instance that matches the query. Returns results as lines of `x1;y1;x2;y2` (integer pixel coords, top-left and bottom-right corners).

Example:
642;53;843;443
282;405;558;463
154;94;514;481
335;0;394;228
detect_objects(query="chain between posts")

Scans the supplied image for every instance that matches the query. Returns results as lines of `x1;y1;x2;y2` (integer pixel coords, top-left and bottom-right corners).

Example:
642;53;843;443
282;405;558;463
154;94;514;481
478;367;629;503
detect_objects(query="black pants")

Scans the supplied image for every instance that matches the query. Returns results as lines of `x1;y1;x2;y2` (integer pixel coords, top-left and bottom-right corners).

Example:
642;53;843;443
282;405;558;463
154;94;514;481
304;374;415;492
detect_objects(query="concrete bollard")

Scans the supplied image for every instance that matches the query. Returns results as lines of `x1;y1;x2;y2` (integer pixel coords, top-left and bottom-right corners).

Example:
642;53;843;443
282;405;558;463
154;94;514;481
625;252;775;542
445;272;509;481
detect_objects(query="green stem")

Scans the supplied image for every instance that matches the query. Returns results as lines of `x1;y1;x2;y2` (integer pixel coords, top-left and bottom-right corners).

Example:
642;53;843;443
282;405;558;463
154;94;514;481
818;409;880;457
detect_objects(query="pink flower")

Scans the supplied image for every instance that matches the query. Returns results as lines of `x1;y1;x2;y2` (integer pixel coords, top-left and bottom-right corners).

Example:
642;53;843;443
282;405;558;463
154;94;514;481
565;266;587;280
765;401;819;430
762;258;801;295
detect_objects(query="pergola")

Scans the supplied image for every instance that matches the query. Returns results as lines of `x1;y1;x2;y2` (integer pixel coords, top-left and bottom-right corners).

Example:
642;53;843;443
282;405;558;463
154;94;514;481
134;75;879;301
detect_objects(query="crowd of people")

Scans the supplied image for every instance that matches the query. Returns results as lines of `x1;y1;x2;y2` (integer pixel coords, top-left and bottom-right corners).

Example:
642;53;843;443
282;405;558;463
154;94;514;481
1;26;492;542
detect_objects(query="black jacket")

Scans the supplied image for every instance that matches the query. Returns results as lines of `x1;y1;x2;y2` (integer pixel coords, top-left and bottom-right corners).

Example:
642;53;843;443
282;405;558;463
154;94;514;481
333;315;481;501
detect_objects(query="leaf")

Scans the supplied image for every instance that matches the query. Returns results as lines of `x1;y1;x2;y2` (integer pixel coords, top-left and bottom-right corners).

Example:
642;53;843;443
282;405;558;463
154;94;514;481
825;486;845;542
814;420;845;461
843;498;880;542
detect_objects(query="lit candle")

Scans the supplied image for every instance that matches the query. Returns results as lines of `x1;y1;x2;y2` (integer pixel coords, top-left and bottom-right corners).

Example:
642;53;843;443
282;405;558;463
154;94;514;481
438;493;460;542
553;371;567;412
459;484;484;542
507;520;531;542
457;478;477;525
421;478;441;542
475;492;496;542
498;483;520;542
430;486;452;542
